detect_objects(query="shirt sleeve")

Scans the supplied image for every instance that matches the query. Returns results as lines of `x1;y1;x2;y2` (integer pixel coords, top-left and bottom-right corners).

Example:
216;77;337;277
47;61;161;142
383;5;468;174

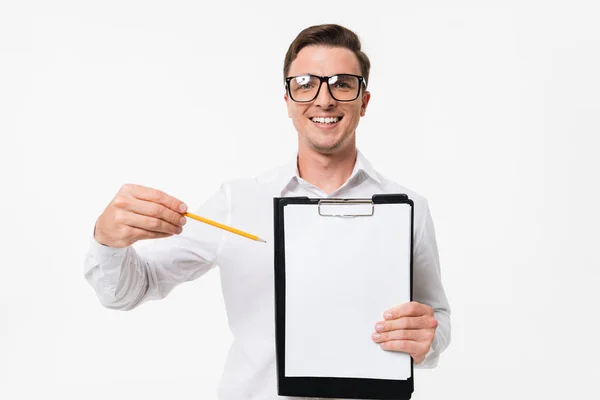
83;184;229;311
412;199;451;368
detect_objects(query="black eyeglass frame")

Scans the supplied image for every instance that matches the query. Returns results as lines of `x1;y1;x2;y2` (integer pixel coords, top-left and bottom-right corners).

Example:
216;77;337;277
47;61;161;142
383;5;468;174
284;74;368;103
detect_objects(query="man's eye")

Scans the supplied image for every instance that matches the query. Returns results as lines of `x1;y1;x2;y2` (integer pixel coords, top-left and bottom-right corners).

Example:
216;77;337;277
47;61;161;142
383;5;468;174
298;84;313;90
334;82;352;89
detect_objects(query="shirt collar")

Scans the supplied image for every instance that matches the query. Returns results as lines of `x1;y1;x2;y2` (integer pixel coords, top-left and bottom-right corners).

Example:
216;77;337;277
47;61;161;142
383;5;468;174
263;149;382;194
353;149;382;185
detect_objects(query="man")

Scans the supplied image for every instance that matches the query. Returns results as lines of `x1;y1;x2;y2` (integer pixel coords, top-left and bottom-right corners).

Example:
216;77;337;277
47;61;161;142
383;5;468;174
85;24;450;399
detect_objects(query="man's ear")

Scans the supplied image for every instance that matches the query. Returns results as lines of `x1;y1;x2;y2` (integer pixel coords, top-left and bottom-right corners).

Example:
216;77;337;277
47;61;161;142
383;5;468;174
284;93;292;118
360;91;371;117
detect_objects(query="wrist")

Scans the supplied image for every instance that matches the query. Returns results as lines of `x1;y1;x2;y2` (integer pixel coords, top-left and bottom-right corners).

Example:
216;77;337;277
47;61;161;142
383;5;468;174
93;223;113;247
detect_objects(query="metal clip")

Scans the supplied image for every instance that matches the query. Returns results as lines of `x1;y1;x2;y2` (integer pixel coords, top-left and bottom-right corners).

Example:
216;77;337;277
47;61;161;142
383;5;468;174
317;199;374;217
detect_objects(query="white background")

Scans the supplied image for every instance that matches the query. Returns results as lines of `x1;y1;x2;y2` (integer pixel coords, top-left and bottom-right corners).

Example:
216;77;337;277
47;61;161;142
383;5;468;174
1;1;599;399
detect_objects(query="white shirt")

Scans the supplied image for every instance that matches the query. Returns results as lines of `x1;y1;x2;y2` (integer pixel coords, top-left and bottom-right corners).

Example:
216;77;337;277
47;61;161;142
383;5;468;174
84;150;451;400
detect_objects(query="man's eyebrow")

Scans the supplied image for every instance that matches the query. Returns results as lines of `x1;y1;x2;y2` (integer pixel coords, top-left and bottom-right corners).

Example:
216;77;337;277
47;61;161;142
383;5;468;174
289;73;360;77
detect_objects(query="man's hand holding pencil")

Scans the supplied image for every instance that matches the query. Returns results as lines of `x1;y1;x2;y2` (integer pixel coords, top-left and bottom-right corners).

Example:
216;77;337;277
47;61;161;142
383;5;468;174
94;183;188;248
94;183;265;248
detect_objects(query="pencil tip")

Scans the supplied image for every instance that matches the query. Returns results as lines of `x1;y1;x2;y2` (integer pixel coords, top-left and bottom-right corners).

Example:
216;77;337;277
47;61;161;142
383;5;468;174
258;238;267;243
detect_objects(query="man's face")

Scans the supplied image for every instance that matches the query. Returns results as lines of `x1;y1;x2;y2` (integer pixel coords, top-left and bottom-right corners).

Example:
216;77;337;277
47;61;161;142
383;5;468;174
284;45;371;155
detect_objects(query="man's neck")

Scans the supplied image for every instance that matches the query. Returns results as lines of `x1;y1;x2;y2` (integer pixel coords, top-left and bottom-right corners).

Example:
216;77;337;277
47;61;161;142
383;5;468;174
297;146;357;195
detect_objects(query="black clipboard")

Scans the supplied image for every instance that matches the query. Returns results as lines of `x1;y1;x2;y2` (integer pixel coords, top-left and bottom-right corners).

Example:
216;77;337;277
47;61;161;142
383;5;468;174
273;194;414;400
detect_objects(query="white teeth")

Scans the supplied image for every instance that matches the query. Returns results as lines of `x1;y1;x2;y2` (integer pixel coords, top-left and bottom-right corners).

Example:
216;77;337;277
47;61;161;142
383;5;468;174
311;117;340;124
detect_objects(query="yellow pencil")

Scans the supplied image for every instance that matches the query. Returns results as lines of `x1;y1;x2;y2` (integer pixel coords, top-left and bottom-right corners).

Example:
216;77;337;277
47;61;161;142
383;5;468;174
183;212;266;243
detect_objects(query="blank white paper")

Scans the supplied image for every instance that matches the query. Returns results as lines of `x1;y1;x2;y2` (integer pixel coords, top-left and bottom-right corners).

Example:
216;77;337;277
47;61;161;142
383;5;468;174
284;202;412;380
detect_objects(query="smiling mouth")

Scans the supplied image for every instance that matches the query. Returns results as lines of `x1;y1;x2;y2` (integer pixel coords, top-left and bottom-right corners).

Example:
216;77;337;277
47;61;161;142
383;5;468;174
310;116;343;125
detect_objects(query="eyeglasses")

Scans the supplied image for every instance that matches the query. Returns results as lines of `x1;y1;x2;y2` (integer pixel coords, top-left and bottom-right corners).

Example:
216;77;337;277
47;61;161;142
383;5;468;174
285;74;367;103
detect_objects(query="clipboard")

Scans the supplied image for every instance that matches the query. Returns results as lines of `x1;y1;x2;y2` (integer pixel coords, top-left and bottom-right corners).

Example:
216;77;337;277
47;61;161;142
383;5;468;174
273;194;414;400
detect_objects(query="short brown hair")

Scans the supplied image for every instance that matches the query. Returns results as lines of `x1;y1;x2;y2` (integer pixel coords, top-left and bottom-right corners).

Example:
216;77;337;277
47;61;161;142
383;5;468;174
283;24;371;87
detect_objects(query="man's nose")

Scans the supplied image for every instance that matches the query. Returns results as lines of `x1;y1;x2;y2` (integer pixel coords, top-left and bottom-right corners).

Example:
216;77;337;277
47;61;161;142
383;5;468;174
314;81;336;108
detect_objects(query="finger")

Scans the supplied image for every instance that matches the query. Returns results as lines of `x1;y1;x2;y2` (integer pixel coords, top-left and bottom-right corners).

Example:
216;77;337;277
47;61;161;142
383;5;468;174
124;226;174;242
379;340;429;356
384;301;432;320
118;198;187;227
122;184;187;213
372;328;435;344
375;316;437;331
120;212;183;235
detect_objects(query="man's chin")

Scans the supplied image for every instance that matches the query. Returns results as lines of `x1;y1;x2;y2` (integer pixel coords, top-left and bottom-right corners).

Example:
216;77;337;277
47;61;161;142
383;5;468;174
302;129;353;154
309;139;345;154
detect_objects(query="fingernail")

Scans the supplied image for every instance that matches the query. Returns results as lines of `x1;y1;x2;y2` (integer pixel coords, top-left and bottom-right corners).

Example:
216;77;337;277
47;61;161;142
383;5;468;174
384;312;393;319
372;333;380;341
375;323;384;332
179;203;187;212
177;227;183;234
179;217;187;225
